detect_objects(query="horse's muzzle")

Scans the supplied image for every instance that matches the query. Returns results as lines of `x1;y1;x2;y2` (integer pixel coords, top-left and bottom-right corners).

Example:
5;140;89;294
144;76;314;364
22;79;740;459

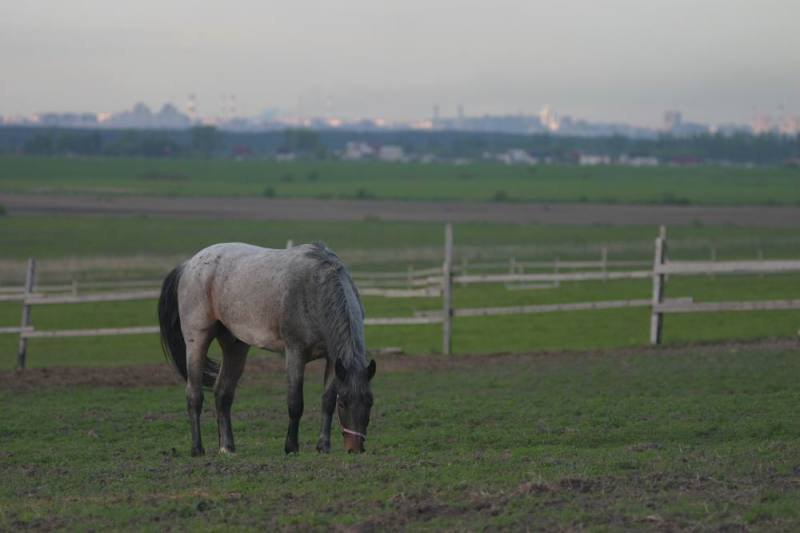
343;433;365;453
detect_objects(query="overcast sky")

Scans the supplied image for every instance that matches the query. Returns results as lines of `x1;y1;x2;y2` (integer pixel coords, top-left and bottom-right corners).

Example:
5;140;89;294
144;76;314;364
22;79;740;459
1;0;798;126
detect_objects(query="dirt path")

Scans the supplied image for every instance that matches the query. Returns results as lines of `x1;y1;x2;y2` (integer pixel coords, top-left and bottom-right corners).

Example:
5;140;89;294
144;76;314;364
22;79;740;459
2;192;799;227
2;338;796;391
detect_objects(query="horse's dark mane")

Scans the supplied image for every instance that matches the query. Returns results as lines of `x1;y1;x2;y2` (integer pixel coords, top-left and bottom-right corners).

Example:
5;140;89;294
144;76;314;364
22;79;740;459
305;242;366;370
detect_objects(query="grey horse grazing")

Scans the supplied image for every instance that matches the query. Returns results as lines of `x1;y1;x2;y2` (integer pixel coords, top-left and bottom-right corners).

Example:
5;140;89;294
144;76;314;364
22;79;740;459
158;242;376;456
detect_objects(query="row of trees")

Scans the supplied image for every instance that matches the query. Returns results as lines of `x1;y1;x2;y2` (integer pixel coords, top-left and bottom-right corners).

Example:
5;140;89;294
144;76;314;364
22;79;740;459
1;126;799;164
16;126;219;157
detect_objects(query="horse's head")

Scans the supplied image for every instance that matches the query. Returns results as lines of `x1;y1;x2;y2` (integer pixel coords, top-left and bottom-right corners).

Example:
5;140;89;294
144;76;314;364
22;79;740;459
334;358;376;453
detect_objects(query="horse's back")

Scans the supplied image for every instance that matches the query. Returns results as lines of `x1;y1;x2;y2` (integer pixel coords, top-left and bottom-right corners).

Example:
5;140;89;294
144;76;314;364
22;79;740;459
179;242;318;351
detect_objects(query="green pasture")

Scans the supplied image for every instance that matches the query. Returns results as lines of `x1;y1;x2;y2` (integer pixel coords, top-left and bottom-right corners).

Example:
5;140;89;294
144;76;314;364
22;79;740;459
2;345;799;530
2;155;799;205
1;215;798;267
2;158;800;531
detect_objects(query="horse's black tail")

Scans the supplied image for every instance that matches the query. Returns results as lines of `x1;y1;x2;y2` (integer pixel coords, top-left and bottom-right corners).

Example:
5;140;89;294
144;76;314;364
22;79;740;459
158;265;219;388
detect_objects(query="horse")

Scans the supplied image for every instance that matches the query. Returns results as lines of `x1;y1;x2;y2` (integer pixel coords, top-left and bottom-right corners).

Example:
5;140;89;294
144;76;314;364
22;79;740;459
158;241;376;455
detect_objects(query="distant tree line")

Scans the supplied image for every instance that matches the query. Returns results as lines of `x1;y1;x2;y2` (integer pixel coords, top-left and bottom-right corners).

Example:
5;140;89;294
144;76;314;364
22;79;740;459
0;125;798;165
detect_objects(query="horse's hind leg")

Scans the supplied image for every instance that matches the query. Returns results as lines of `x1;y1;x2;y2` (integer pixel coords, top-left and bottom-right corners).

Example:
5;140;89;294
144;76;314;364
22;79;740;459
216;328;249;454
185;327;215;457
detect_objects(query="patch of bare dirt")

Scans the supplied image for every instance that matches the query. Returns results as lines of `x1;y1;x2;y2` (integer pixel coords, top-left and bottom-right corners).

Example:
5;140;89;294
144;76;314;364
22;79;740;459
350;467;800;532
2;192;800;227
1;338;796;392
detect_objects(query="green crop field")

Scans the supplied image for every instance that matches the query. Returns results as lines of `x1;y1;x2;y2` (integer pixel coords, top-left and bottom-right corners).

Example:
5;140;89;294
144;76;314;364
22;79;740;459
1;155;799;205
1;214;798;265
2;344;799;530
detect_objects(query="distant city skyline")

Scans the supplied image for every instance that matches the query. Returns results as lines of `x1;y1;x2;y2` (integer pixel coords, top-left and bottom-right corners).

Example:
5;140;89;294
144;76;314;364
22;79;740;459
2;1;798;127
3;97;794;132
9;99;799;138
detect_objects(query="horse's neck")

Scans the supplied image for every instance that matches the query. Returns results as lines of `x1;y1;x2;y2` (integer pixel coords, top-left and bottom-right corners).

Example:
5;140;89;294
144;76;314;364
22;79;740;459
327;270;366;368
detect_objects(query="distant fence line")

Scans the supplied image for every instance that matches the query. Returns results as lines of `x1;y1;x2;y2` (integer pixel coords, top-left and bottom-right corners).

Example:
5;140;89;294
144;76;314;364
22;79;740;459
0;252;636;298
4;233;798;285
4;225;800;367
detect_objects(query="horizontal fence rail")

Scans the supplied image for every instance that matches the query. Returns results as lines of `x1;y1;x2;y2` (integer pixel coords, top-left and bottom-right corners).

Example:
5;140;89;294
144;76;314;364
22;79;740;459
416;298;693;319
0;280;162;294
364;316;443;326
352;277;438;289
657;260;800;276
22;326;161;339
655;299;800;314
0;326;31;334
25;290;161;305
360;287;442;298
452;270;652;284
352;266;442;280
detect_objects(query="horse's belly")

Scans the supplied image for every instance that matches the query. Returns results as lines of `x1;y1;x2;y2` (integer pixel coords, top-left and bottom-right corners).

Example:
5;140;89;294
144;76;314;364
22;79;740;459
213;283;286;351
229;324;286;353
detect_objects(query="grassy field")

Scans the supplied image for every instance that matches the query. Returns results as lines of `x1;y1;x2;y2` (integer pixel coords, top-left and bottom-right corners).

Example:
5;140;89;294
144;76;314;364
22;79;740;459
1;214;798;265
2;155;799;205
2;344;799;530
2;159;800;529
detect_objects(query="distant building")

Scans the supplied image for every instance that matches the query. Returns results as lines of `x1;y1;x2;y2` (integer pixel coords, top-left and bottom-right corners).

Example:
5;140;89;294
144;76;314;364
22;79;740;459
37;112;99;128
663;110;682;131
663;110;709;136
377;145;405;162
105;102;192;129
780;116;800;135
342;141;375;160
713;123;754;136
433;113;545;134
619;154;659;167
579;154;612;166
499;149;539;165
539;105;560;132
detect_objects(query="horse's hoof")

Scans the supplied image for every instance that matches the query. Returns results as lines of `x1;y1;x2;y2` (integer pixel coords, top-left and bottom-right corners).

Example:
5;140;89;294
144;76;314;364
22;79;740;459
219;447;235;455
190;446;205;457
316;440;331;454
284;443;299;455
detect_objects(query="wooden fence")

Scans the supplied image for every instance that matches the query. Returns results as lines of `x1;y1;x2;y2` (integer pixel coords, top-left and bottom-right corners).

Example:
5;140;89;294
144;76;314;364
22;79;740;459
3;225;800;367
432;224;800;353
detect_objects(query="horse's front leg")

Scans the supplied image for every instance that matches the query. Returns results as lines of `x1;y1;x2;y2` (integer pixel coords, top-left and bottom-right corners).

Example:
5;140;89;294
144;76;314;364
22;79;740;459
284;350;305;454
316;358;336;453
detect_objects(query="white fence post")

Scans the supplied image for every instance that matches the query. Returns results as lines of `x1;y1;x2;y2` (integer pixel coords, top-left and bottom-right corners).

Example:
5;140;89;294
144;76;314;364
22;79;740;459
650;226;667;345
286;239;294;249
442;223;454;355
17;258;36;369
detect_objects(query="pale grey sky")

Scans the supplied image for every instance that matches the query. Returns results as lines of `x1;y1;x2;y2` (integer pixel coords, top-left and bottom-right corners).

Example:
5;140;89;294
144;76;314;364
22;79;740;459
1;0;798;126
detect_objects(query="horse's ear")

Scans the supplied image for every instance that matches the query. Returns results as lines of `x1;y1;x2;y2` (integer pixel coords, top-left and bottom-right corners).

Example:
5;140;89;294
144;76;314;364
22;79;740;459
367;359;376;381
335;358;347;381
